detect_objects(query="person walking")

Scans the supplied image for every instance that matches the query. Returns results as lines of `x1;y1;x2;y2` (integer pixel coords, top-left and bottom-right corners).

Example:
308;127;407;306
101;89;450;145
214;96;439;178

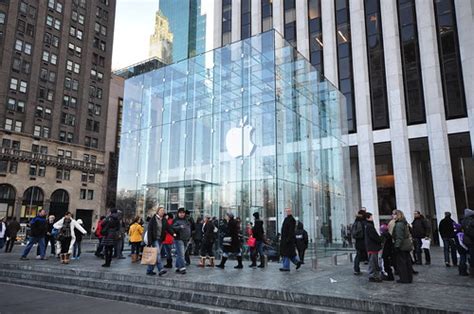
453;223;469;276
0;217;6;250
461;208;474;277
5;217;21;253
411;211;431;265
53;212;87;264
128;216;144;263
380;224;394;281
162;213;174;268
352;210;367;275
365;213;382;282
295;221;308;264
392;209;414;283
439;212;458;267
72;219;86;260
279;208;302;272
145;206;170;276
216;212;243;269
172;208;192;274
199;214;216;267
249;212;266;268
193;217;203;256
94;216;105;258
100;208;121;268
36;215;56;258
20;209;47;260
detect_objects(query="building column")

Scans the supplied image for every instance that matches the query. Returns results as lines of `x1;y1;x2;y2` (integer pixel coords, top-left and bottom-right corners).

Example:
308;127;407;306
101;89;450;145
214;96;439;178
321;0;338;85
380;0;416;223
272;0;284;35
15;197;22;220
416;1;458;226
455;0;474;155
350;0;379;224
231;0;241;42
295;0;309;60
251;0;261;36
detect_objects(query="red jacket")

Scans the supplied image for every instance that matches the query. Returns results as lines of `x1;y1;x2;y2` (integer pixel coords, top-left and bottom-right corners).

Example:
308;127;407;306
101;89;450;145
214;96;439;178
95;219;103;239
162;218;174;244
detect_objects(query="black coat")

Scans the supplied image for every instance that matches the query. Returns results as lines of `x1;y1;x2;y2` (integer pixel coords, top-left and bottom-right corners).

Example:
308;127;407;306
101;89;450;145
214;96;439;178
353;217;366;251
101;214;120;246
381;232;394;258
411;216;430;238
223;218;240;253
295;223;308;251
364;221;382;252
147;214;170;244
280;215;297;257
194;222;203;241
202;221;215;244
439;217;456;238
29;216;47;237
6;220;21;237
252;220;264;241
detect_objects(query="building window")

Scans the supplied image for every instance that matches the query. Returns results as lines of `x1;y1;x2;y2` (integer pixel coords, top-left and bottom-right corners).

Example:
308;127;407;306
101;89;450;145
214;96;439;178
80;189;94;200
29;164;37;176
14;121;23;132
364;0;389;130
9;78;18;90
87;190;94;200
433;0;467;119
56;169;70;181
0;12;5;24
33;125;41;136
222;0;232;45
284;0;297;46
4;119;13;131
241;0;251;39
9;161;18;174
261;0;273;32
61;112;76;126
308;0;323;74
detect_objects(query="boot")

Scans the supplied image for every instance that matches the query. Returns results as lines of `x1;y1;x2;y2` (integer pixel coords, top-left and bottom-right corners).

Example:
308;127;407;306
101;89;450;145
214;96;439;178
216;257;227;269
249;255;257;267
198;257;206;267
257;256;265;268
164;258;173;268
234;256;243;269
64;253;71;264
60;254;65;264
208;257;215;267
131;254;137;263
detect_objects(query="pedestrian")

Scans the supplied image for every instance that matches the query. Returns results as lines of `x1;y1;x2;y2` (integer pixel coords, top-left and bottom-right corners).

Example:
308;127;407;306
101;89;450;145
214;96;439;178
453;223;469;276
54;212;87;264
5;217;20;253
193;217;203;256
352;209;367;275
72;219;86;260
162;213;174;268
216;212;243;269
279;208;302;272
295;221;308;264
128;216;144;263
392;209;414;284
460;208;474;277
0;217;6;250
145;206;170;276
365;212;382;282
439;212;458;267
20;209;47;260
172;208;192;274
380;224;394;281
249;212;266;268
411;211;431;265
37;215;56;258
100;208;121;268
113;210;126;259
94;216;105;258
199;214;216;267
184;210;195;265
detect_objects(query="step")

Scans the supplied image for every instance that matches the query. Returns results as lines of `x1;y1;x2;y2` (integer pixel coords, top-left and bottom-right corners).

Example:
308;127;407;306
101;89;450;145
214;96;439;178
0;269;354;314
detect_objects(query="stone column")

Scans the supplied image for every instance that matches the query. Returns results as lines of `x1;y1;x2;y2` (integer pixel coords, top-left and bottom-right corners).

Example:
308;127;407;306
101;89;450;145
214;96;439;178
231;0;241;42
296;0;309;60
416;1;458;227
350;0;379;225
380;0;416;223
321;0;338;85
251;0;261;36
454;0;474;155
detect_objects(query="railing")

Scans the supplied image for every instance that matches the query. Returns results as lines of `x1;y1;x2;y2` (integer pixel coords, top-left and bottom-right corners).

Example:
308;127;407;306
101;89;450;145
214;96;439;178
0;147;105;173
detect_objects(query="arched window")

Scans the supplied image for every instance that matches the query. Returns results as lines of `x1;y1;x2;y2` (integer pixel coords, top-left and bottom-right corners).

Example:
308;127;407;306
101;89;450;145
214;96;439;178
0;184;16;217
49;189;69;218
21;186;44;220
51;189;69;204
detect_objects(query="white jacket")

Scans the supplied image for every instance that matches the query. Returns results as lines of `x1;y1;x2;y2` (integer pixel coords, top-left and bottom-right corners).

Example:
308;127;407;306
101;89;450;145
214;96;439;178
54;218;87;254
0;222;5;238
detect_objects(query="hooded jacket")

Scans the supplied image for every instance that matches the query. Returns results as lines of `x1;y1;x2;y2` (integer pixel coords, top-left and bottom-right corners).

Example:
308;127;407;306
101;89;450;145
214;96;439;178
461;208;474;245
54;217;87;253
393;218;413;251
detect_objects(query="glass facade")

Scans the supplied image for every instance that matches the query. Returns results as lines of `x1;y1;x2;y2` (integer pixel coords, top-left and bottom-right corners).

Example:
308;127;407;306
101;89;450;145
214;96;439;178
117;31;349;245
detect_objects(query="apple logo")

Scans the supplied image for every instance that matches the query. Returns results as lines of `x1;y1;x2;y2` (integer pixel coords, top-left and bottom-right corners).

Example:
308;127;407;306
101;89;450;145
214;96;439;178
225;116;256;158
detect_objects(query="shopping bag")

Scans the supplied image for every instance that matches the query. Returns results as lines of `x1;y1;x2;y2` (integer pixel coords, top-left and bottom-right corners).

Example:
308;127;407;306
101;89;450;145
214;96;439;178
140;246;158;265
247;236;256;248
421;238;431;250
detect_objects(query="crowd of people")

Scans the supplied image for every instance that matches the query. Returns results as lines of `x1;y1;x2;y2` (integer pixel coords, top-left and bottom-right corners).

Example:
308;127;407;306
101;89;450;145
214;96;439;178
352;207;474;283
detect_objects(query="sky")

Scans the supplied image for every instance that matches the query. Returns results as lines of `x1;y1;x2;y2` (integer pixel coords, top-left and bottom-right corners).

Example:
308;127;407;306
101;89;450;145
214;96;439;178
112;0;159;70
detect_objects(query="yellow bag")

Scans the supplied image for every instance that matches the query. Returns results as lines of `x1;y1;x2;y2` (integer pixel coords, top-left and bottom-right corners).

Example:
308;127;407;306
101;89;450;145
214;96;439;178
140;246;158;265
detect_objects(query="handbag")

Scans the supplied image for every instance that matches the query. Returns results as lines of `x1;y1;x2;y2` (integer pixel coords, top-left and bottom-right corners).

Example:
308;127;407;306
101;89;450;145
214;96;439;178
247;236;256;248
222;236;232;246
140;246;158;265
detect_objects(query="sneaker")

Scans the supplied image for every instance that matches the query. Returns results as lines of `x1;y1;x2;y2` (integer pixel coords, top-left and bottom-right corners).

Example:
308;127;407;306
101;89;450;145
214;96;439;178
178;268;186;275
146;271;157;276
20;256;29;261
158;270;167;276
35;255;42;260
40;257;48;260
279;268;290;272
353;271;362;275
296;261;302;270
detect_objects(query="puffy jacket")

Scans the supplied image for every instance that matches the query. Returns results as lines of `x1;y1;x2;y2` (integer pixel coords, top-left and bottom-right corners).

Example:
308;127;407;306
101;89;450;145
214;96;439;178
29;216;47;237
411;216;430;238
393;219;413;251
172;218;191;242
162;218;174;245
128;223;144;243
252;220;265;241
439;217;456;238
365;221;382;252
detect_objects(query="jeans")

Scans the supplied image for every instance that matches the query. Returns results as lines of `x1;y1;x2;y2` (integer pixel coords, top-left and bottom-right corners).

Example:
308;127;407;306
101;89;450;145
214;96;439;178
281;255;300;270
368;252;381;279
146;240;164;274
104;245;114;266
442;238;457;265
175;240;188;269
5;236;16;252
95;238;104;256
22;236;46;258
354;249;365;273
161;243;172;258
73;241;82;257
413;238;431;264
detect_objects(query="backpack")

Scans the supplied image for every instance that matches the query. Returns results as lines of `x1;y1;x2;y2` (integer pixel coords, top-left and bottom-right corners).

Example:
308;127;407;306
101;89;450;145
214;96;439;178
352;221;364;240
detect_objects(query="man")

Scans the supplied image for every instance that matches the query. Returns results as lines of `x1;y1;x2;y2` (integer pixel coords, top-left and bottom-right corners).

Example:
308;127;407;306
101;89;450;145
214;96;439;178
184;210;195;265
411;211;431;265
193;217;203;256
146;206;171;276
365;213;382;282
250;212;265;268
352;209;367;275
37;215;55;257
172;208;192;274
279;208;302;271
5;217;21;253
461;208;474;277
439;212;457;267
20;209;48;260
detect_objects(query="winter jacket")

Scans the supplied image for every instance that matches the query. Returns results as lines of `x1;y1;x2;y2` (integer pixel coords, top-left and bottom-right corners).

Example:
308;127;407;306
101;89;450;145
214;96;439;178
411;216;431;238
6;220;20;238
364;221;382;252
162;218;174;245
100;214;121;246
252;219;265;241
295;222;308;251
29;216;47;237
172;217;192;242
461;208;474;246
280;215;297;257
54;217;87;253
128;222;144;243
146;214;170;245
353;217;366;251
381;231;394;258
95;219;104;239
393;219;413;252
439;217;456;238
223;218;241;253
202;221;216;244
193;222;203;241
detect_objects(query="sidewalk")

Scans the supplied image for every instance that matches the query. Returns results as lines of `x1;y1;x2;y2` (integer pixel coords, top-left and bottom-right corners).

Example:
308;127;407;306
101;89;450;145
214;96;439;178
1;245;473;313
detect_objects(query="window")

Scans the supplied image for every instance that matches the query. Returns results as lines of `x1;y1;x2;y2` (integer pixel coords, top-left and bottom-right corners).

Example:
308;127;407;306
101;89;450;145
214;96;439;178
0;12;5;24
222;0;232;45
19;2;28;14
61;112;76;126
88;173;95;183
15;39;23;51
87;190;94;200
9;162;18;174
81;172;87;182
56;169;70;181
7;98;24;113
43;127;50;138
7;98;16;110
22;61;31;74
58;149;64;157
4;118;13;131
46;15;53;27
284;0;297;46
29;164;37;176
9;78;18;90
65;150;72;158
66;132;73;143
80;189;87;200
56;2;63;13
91;138;98;148
0;160;8;173
38;165;46;177
42;50;49;62
24;43;32;55
45;108;52;120
54;19;61;30
48;0;55;9
34;125;41;136
19;81;27;93
308;0;323;74
241;0;251;40
14;121;23;132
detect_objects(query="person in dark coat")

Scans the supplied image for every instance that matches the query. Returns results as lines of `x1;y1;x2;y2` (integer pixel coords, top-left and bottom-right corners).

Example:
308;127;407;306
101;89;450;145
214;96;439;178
365;213;382;282
100;208;121;268
279;208;302;271
193;217;203;256
249;212;266;268
461;208;474;277
199;214;216;267
352;209;367;275
20;209;47;260
5;217;21;253
37;215;56;257
392;209;414;283
438;212;457;267
216;212;242;269
146;206;173;276
411;211;431;265
295;221;309;264
380;224;394;281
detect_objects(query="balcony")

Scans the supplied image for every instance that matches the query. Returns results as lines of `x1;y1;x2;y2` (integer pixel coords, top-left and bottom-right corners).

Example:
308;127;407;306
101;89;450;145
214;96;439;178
0;147;105;173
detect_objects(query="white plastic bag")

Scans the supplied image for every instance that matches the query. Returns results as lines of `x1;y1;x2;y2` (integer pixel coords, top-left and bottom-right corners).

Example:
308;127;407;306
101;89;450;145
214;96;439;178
421;238;431;250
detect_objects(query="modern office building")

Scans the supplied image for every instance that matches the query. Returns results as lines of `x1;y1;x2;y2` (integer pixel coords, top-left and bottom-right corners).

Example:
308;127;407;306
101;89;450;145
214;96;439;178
0;0;116;231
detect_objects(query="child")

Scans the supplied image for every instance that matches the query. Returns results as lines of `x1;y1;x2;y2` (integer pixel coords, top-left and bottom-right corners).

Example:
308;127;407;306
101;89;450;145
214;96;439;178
454;223;468;276
380;224;394;281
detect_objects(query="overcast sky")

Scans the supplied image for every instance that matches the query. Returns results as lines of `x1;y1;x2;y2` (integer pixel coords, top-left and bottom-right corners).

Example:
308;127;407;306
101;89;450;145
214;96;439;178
112;0;159;70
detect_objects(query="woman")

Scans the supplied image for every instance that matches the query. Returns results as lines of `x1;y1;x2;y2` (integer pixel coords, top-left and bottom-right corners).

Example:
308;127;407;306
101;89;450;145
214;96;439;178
392;209;414;283
199;215;216;267
162;213;174;268
72;219;85;260
128;216;144;263
53;212;87;264
100;208;121;267
216;212;242;269
295;221;308;264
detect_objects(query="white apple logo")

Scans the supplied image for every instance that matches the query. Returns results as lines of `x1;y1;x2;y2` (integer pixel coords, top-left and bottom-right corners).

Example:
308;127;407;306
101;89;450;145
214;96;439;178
225;116;256;158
